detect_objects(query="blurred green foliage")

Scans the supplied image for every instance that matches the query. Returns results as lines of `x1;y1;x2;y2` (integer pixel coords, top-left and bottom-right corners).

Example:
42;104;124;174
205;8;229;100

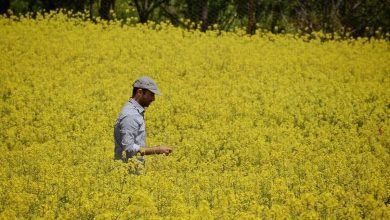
1;0;389;37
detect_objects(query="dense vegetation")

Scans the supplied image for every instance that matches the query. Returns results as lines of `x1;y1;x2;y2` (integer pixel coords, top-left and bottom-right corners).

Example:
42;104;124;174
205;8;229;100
1;0;389;37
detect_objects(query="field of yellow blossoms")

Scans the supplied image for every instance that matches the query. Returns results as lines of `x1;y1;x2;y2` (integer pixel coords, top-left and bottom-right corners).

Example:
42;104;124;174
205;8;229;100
1;12;389;219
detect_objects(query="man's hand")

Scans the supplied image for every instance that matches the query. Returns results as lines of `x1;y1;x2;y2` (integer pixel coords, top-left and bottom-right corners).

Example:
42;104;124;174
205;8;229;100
156;146;172;155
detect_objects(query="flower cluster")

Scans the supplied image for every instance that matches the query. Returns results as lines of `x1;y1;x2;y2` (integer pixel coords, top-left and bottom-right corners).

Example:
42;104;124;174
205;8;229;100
0;12;389;219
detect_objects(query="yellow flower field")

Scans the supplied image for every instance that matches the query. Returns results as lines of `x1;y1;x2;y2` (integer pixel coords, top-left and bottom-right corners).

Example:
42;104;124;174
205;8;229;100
0;13;389;219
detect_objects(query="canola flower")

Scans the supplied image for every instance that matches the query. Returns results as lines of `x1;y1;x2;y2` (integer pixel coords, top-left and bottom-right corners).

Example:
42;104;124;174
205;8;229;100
0;12;389;219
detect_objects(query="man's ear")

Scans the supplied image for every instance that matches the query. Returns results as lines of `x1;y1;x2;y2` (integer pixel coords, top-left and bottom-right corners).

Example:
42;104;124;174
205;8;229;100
136;88;143;95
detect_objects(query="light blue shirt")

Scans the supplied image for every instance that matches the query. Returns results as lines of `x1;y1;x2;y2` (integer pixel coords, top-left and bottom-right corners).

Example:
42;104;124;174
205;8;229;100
114;99;146;161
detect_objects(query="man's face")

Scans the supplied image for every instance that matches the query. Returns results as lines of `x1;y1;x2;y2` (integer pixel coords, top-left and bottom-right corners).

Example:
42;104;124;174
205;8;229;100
138;89;155;107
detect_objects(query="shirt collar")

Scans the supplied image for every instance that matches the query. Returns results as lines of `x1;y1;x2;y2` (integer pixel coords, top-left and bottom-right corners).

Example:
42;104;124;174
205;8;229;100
130;99;145;115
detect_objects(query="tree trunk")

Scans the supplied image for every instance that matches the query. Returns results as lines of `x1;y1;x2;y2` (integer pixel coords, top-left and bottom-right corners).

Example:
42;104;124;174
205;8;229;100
89;0;94;20
322;0;329;32
132;0;169;24
247;0;255;35
271;3;281;33
139;10;149;23
133;0;149;23
99;0;113;20
111;0;115;9
201;0;209;32
186;0;196;22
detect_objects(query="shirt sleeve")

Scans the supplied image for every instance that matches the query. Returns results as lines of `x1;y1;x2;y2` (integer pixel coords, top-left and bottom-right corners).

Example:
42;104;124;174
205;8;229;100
119;115;142;157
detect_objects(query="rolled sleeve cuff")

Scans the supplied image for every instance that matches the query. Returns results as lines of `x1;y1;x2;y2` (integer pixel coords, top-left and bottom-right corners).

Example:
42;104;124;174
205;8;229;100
125;143;141;158
132;143;141;153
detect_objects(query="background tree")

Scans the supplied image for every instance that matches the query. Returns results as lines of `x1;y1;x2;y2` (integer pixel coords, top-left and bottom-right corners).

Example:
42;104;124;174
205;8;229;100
39;0;87;12
183;0;232;31
339;0;390;37
89;0;94;20
130;0;170;23
3;0;389;38
99;0;115;20
246;0;255;34
0;0;10;15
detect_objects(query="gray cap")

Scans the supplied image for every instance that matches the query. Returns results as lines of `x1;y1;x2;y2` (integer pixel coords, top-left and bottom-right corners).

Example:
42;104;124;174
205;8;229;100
133;76;161;95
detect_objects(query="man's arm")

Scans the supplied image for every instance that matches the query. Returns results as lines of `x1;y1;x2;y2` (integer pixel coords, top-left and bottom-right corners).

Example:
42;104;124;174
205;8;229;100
139;146;172;156
119;115;142;157
120;114;173;157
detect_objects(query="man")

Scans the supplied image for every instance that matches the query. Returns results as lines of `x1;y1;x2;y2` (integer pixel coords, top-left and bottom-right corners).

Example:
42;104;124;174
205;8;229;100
114;76;172;162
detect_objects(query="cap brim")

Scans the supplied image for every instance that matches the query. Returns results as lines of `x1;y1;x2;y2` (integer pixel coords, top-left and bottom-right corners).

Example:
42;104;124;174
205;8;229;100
150;89;161;96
